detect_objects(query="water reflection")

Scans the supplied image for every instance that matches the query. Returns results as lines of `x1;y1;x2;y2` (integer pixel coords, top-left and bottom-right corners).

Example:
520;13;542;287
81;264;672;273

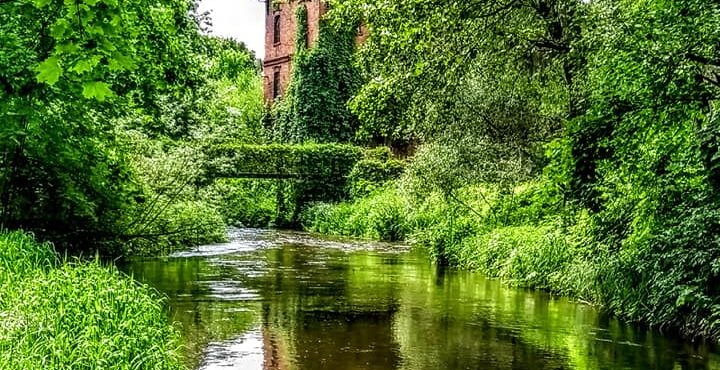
120;229;720;370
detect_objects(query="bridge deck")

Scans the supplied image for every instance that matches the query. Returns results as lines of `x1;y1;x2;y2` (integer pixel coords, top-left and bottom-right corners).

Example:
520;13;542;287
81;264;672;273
221;172;305;179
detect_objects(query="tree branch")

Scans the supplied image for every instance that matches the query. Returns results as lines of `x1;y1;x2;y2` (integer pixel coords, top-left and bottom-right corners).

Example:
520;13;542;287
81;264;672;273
687;52;720;68
532;38;570;53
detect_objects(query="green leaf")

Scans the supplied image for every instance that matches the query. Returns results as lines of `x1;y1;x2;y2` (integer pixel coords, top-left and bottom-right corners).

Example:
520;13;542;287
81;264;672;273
108;53;137;71
50;19;71;39
72;56;101;74
88;25;105;37
33;0;52;7
56;42;81;54
82;81;114;101
35;56;62;85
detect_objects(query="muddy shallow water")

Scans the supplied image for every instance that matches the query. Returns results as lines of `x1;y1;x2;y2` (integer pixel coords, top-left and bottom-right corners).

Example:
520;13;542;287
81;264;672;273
120;228;720;370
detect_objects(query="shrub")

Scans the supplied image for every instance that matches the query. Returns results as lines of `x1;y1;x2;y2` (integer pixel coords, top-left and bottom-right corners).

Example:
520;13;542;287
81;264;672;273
202;179;277;227
123;200;226;256
347;158;405;198
301;185;409;241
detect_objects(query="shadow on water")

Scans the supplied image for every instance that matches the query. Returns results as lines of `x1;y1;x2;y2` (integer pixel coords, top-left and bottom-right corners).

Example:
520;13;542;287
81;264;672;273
119;228;720;370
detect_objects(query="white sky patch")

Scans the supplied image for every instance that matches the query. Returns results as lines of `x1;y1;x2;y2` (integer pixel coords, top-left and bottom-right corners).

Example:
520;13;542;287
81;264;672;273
198;0;266;59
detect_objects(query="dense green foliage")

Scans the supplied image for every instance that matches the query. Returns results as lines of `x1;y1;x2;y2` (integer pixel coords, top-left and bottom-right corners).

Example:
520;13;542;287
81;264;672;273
206;143;363;226
271;4;361;143
0;231;183;369
346;147;405;198
0;0;266;255
297;0;720;340
0;0;204;249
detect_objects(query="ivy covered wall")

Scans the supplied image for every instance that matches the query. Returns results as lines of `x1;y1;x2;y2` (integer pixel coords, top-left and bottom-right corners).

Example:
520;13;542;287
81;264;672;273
271;4;361;143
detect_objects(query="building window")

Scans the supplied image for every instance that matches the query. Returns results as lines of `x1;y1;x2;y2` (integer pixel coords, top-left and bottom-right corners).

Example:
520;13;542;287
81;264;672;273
273;15;281;44
273;70;281;99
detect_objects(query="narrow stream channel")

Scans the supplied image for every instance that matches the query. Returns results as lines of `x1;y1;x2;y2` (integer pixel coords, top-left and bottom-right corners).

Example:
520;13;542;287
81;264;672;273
120;228;720;370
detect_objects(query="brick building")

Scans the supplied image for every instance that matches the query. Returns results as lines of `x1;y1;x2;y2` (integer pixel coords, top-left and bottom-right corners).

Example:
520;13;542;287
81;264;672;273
262;0;367;103
263;0;326;103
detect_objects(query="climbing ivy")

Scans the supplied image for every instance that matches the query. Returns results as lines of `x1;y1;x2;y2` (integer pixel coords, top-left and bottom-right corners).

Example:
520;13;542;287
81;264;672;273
295;4;309;52
272;4;361;143
205;143;363;225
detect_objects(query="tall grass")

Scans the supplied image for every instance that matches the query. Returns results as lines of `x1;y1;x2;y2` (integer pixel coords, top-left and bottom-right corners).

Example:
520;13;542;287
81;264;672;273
0;231;184;370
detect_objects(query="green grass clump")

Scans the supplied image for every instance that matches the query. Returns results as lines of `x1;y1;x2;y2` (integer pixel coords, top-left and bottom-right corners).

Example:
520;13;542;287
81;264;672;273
0;231;184;370
0;231;56;277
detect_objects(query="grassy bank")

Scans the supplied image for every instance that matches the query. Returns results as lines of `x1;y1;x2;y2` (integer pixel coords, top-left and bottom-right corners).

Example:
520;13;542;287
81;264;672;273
301;181;720;341
0;231;184;369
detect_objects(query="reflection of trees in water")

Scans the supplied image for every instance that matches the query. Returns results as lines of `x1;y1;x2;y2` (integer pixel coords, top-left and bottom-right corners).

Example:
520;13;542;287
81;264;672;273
393;262;718;370
123;242;720;370
121;257;259;369
256;246;402;370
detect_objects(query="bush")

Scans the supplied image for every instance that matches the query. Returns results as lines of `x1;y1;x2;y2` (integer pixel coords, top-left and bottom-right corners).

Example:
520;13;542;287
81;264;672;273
347;158;405;198
0;232;183;370
594;201;720;339
123;200;226;256
301;185;409;241
202;179;278;227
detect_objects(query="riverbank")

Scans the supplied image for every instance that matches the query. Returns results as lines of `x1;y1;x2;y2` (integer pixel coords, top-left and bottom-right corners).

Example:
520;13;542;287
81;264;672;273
300;181;720;342
0;231;184;369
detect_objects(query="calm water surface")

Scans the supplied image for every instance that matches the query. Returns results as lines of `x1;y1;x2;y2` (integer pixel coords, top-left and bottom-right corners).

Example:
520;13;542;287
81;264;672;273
120;229;720;370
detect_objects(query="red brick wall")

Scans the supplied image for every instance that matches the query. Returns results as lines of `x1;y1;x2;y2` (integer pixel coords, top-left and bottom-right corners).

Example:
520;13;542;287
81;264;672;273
263;0;326;103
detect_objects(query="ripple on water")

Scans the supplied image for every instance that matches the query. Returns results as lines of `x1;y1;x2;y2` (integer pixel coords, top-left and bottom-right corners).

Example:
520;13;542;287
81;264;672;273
204;280;261;301
198;329;264;370
170;228;409;259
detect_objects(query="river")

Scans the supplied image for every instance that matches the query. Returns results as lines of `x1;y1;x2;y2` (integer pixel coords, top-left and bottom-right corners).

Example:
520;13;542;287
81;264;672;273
120;228;720;370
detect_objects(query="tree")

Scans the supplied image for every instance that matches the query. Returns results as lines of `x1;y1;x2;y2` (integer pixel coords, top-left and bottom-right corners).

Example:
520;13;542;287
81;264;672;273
0;0;204;248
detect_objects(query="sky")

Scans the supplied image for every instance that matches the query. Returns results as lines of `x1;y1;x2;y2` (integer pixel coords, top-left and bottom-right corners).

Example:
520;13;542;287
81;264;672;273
198;0;266;59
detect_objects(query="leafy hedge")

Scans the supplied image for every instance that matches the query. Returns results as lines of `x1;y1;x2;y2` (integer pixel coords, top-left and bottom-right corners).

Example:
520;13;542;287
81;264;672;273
347;159;405;198
205;143;363;225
